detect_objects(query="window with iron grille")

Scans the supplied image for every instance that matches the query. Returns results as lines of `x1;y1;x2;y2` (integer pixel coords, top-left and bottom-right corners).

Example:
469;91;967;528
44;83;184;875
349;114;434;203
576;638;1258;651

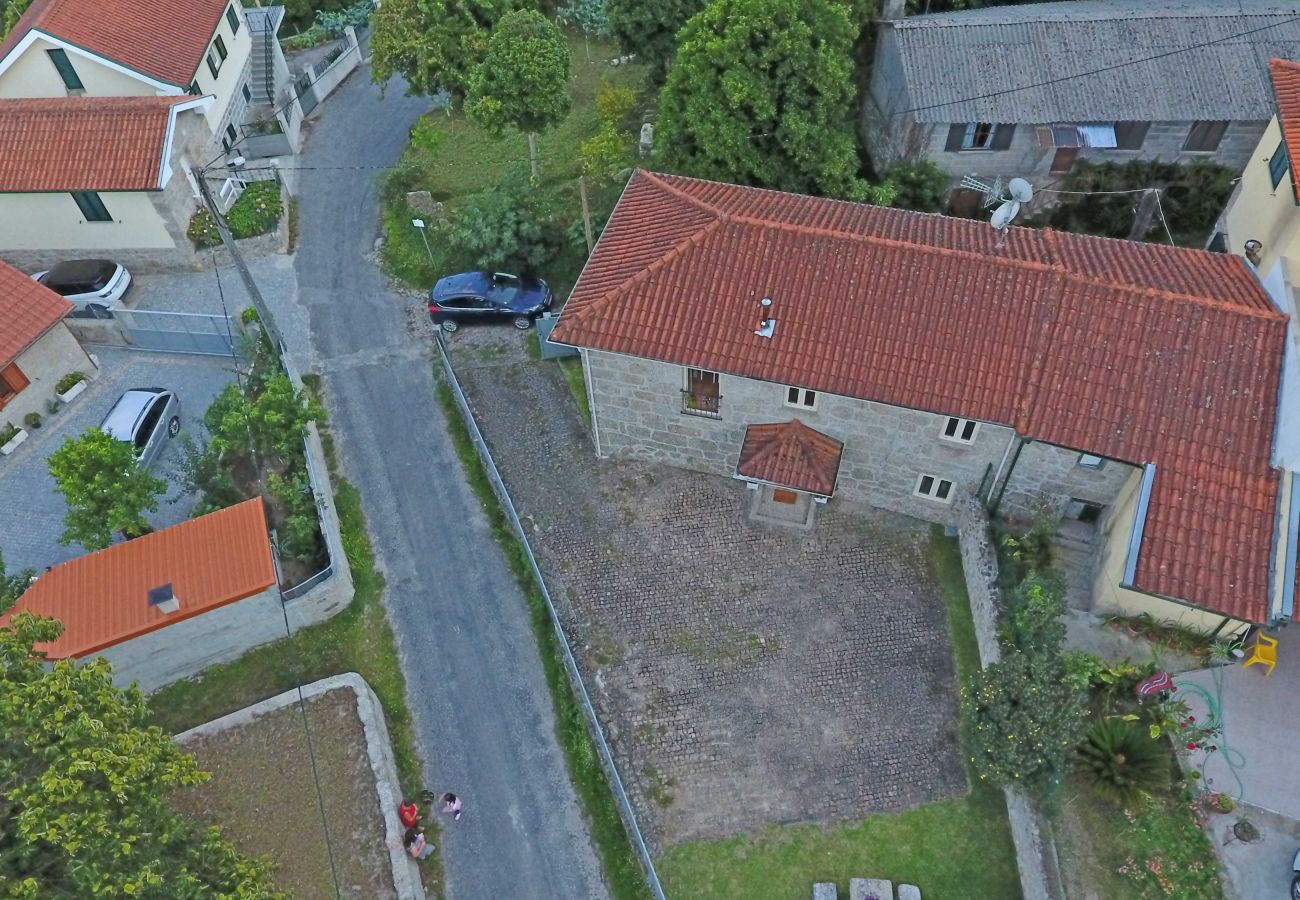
682;368;721;417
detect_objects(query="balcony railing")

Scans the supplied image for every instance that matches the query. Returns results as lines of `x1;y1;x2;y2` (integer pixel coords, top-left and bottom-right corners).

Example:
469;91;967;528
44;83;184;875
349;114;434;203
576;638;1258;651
681;390;721;418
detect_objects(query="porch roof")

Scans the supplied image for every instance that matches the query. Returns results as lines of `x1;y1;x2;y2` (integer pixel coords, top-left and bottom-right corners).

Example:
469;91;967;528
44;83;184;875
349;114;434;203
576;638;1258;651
737;420;844;497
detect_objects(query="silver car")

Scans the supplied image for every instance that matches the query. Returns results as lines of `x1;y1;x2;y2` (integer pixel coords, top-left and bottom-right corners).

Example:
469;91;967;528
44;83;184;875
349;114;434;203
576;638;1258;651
100;388;181;468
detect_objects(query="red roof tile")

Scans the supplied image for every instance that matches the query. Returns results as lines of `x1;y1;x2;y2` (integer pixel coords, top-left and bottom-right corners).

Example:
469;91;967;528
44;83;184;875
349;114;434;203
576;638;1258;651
0;0;229;87
1271;59;1300;203
0;96;190;192
553;172;1289;623
0;258;72;366
0;499;277;659
737;420;844;496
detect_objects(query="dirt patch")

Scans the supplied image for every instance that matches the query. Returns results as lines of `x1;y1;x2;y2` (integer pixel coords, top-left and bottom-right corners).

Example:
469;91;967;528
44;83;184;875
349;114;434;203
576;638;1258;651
173;689;398;899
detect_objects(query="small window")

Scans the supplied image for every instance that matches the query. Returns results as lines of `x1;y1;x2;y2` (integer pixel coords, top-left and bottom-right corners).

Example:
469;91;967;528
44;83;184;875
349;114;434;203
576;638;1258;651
962;122;997;150
214;35;228;63
1269;141;1290;190
1078;453;1106;470
206;48;222;78
1114;121;1150;150
683;368;720;417
941;417;978;444
915;474;955;503
1184;121;1228;153
189;80;201;95
225;123;238;144
71;191;111;222
241;82;252;103
46;48;83;92
226;4;241;34
784;386;817;409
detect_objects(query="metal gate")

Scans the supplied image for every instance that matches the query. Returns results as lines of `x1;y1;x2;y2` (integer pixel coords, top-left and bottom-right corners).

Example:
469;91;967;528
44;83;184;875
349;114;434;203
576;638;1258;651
115;309;242;357
295;72;319;116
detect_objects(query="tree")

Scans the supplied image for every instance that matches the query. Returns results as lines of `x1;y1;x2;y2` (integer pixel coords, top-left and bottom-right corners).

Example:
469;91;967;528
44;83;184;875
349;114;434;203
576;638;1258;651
656;0;891;203
369;0;527;100
445;164;561;272
607;0;706;84
1;0;33;39
0;612;283;898
962;651;1088;796
48;429;167;551
465;9;572;179
0;550;34;614
203;373;323;470
557;0;609;60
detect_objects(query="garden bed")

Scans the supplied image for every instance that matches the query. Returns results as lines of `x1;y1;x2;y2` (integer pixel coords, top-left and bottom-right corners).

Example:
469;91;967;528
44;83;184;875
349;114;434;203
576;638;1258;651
189;180;284;250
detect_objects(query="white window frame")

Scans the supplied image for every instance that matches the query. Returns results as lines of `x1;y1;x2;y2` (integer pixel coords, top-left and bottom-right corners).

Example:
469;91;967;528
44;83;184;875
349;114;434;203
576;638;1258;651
1077;453;1106;470
940;416;979;445
915;473;955;503
962;122;998;150
784;386;818;410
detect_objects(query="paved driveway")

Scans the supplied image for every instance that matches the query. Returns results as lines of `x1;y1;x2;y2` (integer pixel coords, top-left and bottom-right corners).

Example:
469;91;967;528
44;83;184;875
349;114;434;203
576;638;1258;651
0;347;239;572
124;256;296;316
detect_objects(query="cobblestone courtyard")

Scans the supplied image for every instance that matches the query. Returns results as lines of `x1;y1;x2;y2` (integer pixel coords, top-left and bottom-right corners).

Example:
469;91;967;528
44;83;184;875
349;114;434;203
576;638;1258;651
450;330;967;848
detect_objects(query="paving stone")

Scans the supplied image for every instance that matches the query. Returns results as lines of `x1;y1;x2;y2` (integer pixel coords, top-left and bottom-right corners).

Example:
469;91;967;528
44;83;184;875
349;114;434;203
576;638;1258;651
813;884;839;900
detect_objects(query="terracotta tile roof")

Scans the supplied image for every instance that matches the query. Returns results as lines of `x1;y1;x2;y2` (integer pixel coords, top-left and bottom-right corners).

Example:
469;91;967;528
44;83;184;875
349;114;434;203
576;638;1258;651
0;499;277;659
0;0;229;87
553;171;1289;623
1271;58;1300;203
0;258;72;366
737;420;844;496
0;96;190;192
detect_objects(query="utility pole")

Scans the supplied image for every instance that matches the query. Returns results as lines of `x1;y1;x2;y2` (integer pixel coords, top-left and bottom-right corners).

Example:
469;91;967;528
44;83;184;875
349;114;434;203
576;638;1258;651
194;169;287;354
1128;188;1161;241
579;175;594;254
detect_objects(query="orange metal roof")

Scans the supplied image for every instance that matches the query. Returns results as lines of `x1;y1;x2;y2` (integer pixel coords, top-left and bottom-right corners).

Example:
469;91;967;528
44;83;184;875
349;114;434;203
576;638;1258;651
737;420;844;496
0;499;277;659
553;171;1289;623
0;258;72;366
0;96;190;192
1271;59;1300;203
0;0;229;87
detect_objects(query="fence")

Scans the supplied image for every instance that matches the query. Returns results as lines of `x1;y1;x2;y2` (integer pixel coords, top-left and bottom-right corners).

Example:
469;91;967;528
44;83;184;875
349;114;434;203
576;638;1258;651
111;309;241;357
434;333;667;900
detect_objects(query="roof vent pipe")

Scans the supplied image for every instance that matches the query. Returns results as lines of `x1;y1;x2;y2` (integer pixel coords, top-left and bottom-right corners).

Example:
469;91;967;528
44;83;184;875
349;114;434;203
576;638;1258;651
755;297;776;339
148;583;180;615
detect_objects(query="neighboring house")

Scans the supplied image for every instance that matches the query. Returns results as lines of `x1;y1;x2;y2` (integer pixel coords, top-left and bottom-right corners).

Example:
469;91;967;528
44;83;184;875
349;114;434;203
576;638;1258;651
0;0;293;159
0;498;280;692
551;170;1300;636
0;95;214;271
0;258;96;431
863;0;1300;200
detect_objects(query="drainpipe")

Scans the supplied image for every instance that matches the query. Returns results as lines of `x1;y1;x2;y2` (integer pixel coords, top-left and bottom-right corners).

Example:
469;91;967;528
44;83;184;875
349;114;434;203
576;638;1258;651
990;435;1026;514
987;431;1020;507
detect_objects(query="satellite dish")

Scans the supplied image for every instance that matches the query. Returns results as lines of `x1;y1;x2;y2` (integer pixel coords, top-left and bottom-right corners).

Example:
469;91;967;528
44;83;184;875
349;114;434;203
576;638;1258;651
1008;177;1034;203
990;200;1021;231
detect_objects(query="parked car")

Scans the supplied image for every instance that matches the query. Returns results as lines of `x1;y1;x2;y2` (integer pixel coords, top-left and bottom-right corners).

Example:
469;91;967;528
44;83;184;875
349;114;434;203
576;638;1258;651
100;388;181;469
31;259;132;318
428;272;553;332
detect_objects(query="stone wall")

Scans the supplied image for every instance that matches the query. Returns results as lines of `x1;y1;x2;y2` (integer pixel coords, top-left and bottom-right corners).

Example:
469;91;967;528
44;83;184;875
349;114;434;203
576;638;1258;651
585;350;1134;526
1;324;97;430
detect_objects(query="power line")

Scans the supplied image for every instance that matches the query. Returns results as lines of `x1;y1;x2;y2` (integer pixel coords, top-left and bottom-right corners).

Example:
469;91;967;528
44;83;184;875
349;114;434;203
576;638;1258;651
1152;189;1177;246
893;13;1300;117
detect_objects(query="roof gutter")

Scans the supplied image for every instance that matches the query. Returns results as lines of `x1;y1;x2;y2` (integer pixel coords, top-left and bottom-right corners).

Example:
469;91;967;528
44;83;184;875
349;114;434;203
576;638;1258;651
1122;462;1157;587
1282;473;1300;621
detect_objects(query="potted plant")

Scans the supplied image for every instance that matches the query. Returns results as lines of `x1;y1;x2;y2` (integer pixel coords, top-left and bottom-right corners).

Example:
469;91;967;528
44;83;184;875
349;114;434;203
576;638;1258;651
55;371;88;403
1126;613;1152;637
0;423;26;455
23;412;40;430
1208;792;1236;814
1104;613;1125;631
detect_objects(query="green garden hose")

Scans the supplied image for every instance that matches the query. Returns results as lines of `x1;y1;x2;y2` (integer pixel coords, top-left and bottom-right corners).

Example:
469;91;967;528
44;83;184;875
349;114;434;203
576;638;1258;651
1175;666;1248;801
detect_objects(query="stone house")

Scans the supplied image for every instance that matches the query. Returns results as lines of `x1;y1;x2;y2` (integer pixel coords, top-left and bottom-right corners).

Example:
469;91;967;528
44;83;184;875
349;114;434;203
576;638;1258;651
0;258;96;434
862;0;1300;206
0;95;216;271
0;498;283;692
551;170;1299;634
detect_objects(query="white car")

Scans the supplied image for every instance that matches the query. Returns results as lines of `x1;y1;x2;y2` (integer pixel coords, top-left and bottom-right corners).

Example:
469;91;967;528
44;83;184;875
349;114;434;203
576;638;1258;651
31;259;132;317
100;388;181;469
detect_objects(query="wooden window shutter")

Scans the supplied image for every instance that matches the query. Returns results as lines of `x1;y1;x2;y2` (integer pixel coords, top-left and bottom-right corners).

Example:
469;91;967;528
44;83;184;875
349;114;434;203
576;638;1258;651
990;124;1016;150
1035;126;1054;150
944;124;966;152
0;363;29;408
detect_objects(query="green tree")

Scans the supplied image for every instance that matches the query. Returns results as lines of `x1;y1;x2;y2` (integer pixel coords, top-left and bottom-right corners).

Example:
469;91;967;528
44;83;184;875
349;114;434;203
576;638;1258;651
370;0;527;100
445;164;561;273
657;0;891;203
0;612;283;898
557;0;609;61
48;429;167;550
0;550;34;614
606;0;706;84
465;9;572;179
1;0;32;39
203;373;323;472
962;651;1088;796
882;160;950;212
999;569;1067;658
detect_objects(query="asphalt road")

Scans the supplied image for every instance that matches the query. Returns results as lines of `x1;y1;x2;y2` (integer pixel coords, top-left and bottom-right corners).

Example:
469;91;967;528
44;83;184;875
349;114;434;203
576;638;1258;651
290;60;608;899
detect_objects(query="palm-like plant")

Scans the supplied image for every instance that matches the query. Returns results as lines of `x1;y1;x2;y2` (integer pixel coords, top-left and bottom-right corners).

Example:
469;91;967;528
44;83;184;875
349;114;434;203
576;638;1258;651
1078;718;1170;804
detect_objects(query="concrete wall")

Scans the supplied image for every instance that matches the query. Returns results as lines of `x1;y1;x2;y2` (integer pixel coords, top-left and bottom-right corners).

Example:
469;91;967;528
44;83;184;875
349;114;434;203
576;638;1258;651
584;349;1134;526
0;323;95;429
0;36;155;96
304;27;361;108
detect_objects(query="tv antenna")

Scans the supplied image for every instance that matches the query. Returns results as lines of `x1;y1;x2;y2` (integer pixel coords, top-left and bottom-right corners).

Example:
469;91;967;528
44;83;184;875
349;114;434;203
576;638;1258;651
965;176;1035;248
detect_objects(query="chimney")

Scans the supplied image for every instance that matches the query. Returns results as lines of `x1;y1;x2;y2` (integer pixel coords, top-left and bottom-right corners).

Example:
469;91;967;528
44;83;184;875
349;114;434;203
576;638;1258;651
754;297;776;339
882;0;906;20
148;583;180;615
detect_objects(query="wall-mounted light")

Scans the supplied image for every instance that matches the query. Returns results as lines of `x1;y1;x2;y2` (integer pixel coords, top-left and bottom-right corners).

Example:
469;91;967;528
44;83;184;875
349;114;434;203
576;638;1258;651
1244;239;1263;266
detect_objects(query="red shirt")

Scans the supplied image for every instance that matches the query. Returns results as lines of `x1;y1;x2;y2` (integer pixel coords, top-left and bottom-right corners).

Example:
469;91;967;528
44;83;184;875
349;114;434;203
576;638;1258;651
399;802;419;828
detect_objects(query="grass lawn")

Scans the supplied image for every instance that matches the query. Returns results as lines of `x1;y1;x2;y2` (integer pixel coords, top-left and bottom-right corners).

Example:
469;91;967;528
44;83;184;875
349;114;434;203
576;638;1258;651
656;529;1022;899
380;33;647;296
149;381;443;895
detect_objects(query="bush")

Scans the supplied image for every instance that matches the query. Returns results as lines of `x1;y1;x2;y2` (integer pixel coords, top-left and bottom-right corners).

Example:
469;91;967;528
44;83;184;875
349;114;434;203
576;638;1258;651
580;122;630;183
883;161;949;213
999;569;1067;657
280;24;328;52
240;306;260;325
55;371;86;394
188;181;283;249
1078;718;1170;805
23;412;40;429
1115;791;1223;898
595;83;636;125
444;164;562;274
316;0;372;37
0;551;34;614
0;423;17;446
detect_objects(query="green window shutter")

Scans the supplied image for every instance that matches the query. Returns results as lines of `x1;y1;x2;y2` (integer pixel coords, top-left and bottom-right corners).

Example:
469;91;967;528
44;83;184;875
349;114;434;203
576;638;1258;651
45;49;84;91
226;4;240;34
944;124;966;152
1269;141;1290;189
215;35;228;62
71;192;112;223
990;124;1016;151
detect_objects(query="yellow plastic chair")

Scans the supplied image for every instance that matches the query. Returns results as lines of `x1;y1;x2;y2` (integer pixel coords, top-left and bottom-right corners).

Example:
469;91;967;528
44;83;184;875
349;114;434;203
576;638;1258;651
1243;634;1278;677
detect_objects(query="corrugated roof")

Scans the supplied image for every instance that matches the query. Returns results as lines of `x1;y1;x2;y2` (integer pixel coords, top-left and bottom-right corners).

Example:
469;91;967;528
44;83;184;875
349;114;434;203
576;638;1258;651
0;258;72;366
1272;58;1300;202
552;171;1289;623
0;96;188;192
737;420;844;496
0;499;277;659
883;0;1300;123
0;0;230;88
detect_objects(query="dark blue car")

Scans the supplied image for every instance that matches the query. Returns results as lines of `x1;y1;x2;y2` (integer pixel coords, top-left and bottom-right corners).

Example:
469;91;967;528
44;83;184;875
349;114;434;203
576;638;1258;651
428;271;553;332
